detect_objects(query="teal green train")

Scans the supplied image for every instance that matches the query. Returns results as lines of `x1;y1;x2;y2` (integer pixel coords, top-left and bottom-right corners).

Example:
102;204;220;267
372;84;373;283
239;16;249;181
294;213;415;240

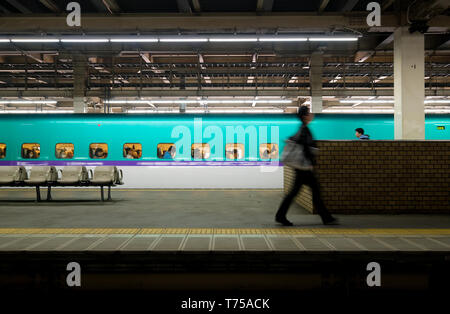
0;113;448;166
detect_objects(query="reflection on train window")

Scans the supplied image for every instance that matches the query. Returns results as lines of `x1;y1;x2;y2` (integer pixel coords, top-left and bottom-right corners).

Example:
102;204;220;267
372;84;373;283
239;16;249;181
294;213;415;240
0;143;5;159
191;143;211;159
55;143;74;159
259;143;279;159
89;143;108;159
225;143;244;160
22;143;40;159
123;143;142;159
157;143;176;159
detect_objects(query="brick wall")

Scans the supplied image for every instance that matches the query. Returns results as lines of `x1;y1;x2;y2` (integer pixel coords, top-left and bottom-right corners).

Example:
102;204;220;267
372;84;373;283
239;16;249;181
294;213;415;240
284;141;450;214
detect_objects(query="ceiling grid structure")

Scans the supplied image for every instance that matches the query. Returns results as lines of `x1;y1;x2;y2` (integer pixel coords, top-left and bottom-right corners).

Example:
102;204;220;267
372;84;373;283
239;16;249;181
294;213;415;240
0;0;447;113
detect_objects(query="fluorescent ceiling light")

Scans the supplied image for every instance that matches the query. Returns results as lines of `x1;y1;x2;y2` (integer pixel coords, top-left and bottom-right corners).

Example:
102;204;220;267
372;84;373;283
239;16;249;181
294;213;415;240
323;108;394;113
0;110;72;114
308;37;358;41
425;109;450;113
11;38;59;43
424;100;450;104
110;38;158;42
209;37;258;42
0;100;57;104
258;37;307;42
159;38;208;42
341;99;450;104
61;38;109;43
340;100;395;104
127;108;285;113
106;99;292;105
0;39;10;42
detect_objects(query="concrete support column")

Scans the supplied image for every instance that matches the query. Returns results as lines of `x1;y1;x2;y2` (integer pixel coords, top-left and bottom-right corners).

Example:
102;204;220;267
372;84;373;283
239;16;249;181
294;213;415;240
394;27;425;139
309;52;323;113
73;55;87;113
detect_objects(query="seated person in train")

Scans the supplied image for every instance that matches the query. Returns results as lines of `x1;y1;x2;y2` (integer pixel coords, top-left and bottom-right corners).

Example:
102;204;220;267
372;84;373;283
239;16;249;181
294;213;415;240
355;128;370;140
94;147;106;158
225;147;240;159
23;148;35;159
163;146;175;159
192;148;202;159
57;147;68;159
135;149;142;159
66;150;74;159
0;148;5;158
124;147;135;159
261;148;270;159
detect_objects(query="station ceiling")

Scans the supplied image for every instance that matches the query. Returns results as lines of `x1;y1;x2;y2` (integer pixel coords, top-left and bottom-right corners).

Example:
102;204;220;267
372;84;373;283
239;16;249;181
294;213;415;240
0;0;448;112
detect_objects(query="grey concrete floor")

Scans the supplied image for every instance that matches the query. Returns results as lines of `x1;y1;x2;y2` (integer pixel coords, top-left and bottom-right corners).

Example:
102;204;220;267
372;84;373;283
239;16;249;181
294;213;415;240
0;188;449;229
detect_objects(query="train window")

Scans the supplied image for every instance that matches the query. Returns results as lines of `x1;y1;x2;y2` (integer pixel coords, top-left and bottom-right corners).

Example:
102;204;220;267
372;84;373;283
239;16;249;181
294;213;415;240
89;143;108;159
225;143;244;160
157;143;176;159
123;143;142;159
0;143;5;159
55;143;74;159
22;143;40;159
259;143;279;159
191;143;211;159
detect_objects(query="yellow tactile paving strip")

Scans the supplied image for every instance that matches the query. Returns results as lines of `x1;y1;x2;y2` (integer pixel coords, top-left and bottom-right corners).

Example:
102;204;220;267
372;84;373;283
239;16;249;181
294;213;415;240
0;228;449;235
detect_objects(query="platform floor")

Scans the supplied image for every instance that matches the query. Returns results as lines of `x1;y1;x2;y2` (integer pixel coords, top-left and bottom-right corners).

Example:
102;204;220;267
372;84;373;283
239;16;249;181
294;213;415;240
1;188;450;229
1;188;449;252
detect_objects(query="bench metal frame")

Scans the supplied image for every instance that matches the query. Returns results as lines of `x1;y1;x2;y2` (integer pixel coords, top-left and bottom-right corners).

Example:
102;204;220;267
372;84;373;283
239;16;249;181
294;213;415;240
0;181;122;202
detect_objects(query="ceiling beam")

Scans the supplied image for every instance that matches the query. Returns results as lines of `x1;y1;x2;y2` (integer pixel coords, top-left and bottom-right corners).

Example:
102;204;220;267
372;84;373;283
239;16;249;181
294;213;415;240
435;39;450;50
140;53;153;64
176;0;192;13
1;89;448;98
318;0;330;13
0;14;411;33
340;0;359;12
256;0;274;12
5;0;31;13
0;4;11;13
354;33;395;62
381;0;395;11
39;0;61;13
191;0;201;12
103;0;121;14
91;0;121;14
375;33;395;50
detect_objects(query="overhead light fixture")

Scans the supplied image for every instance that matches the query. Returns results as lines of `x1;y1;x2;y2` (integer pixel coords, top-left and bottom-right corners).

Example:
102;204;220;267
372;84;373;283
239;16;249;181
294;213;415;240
323;108;394;113
61;38;109;43
11;38;59;43
110;37;158;42
209;37;258;42
424;100;450;104
258;37;307;42
159;37;208;42
308;37;358;41
341;99;450;104
0;110;73;114
105;99;292;105
0;39;10;42
340;100;395;104
0;100;58;104
425;108;450;113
